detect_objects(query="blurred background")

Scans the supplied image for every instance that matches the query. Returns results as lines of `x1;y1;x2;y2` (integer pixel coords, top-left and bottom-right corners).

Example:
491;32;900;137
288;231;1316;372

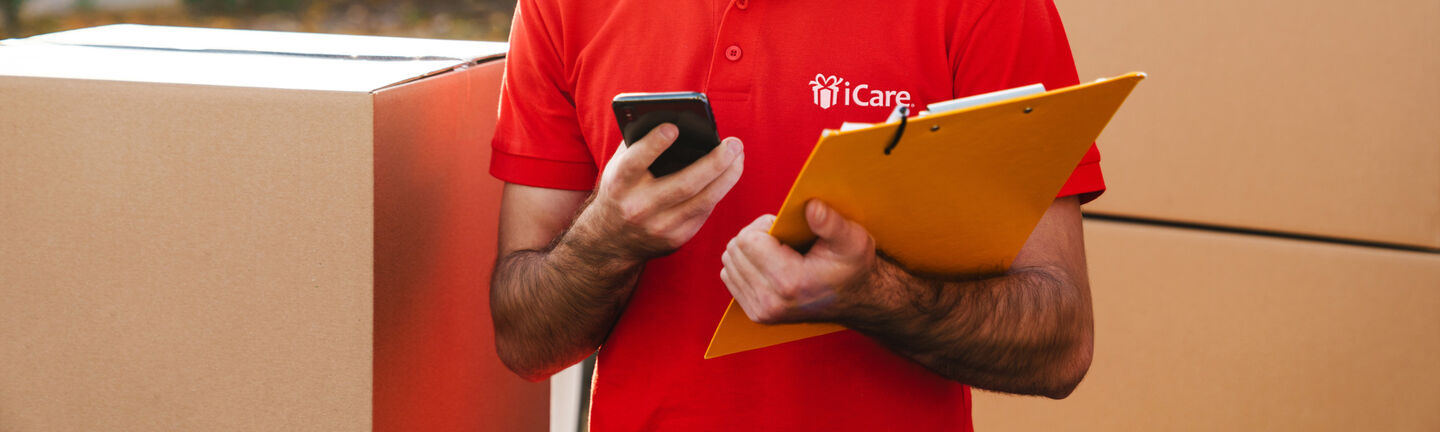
1;0;1435;431
0;0;514;41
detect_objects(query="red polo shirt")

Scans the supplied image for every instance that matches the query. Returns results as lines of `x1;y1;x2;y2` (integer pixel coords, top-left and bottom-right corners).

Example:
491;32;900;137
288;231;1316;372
491;0;1103;430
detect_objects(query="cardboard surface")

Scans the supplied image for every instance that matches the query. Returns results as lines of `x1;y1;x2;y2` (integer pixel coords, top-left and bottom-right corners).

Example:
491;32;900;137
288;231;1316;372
372;59;548;432
706;74;1144;359
0;77;375;432
973;220;1440;431
0;24;506;91
0;25;543;431
1056;0;1440;249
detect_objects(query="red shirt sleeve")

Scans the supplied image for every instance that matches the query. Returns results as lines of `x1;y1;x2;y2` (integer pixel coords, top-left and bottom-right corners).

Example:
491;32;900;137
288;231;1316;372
951;0;1105;203
489;0;599;191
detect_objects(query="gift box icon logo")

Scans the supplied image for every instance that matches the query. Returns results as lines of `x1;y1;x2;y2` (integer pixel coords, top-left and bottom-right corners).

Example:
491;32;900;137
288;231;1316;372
809;74;842;109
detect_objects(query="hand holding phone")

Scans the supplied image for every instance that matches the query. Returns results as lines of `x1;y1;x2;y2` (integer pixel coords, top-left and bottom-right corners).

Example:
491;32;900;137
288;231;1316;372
575;92;741;259
612;92;721;177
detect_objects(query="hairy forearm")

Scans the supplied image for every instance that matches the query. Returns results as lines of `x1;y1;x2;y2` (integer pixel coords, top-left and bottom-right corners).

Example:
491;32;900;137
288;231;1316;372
490;212;643;381
844;261;1093;398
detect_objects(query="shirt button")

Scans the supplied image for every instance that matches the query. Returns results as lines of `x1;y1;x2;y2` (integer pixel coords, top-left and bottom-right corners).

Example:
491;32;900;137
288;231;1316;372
725;45;742;61
736;0;749;9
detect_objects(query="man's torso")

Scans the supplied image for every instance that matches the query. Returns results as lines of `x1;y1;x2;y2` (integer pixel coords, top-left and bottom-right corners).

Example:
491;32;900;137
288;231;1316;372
494;0;1091;429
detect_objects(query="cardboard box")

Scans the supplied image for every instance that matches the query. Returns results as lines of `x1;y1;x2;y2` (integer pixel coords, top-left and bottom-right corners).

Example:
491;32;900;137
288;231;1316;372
973;220;1440;431
0;25;546;431
1056;0;1440;249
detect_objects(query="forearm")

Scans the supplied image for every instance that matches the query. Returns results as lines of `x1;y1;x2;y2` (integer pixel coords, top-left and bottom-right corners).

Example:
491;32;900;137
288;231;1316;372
490;209;644;381
844;261;1093;398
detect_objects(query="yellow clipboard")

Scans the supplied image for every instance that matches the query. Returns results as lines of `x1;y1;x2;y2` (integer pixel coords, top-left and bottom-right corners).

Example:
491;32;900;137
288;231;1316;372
704;72;1146;359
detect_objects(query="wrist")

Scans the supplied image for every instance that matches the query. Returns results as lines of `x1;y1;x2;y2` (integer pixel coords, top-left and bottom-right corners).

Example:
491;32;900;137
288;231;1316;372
553;204;646;274
837;255;921;331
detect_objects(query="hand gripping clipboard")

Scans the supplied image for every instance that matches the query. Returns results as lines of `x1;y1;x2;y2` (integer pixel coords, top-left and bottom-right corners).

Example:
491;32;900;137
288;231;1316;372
704;72;1146;359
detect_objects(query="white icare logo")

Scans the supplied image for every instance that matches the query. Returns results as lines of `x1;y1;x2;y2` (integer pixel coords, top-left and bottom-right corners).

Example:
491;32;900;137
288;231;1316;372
808;74;913;110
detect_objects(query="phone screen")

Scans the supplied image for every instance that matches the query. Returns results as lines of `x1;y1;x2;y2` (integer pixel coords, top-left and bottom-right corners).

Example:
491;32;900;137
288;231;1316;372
612;92;720;177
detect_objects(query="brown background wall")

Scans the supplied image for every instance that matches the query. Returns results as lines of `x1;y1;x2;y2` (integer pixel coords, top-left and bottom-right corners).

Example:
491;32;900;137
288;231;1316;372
1061;0;1440;249
975;221;1440;430
974;0;1440;429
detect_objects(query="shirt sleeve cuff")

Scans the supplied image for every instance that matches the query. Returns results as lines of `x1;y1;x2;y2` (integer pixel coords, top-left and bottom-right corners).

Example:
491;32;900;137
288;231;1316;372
489;147;598;191
1055;160;1106;204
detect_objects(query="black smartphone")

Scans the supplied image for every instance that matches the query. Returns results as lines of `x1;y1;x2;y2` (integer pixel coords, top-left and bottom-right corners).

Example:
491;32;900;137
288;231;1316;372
612;92;721;177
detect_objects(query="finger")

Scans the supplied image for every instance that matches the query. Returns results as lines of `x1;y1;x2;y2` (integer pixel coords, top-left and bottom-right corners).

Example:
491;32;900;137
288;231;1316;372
722;265;770;324
720;244;757;294
617;123;679;176
723;237;764;292
805;199;870;255
735;226;804;277
731;214;776;236
675;149;744;216
654;137;743;202
720;266;744;295
748;214;778;233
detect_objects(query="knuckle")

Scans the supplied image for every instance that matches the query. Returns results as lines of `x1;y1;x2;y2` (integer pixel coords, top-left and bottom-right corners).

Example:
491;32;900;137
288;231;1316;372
678;179;708;200
618;200;649;225
664;235;687;250
706;151;732;173
754;303;784;324
742;307;764;323
642;223;669;241
720;270;737;290
683;203;712;222
733;233;754;250
598;179;623;198
657;185;688;204
746;302;773;323
772;275;802;302
673;225;701;246
739;231;768;249
726;240;744;258
707;161;735;183
653;222;689;249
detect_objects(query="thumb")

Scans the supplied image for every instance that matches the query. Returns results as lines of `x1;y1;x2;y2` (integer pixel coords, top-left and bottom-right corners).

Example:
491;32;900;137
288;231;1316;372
805;200;869;255
618;123;679;176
